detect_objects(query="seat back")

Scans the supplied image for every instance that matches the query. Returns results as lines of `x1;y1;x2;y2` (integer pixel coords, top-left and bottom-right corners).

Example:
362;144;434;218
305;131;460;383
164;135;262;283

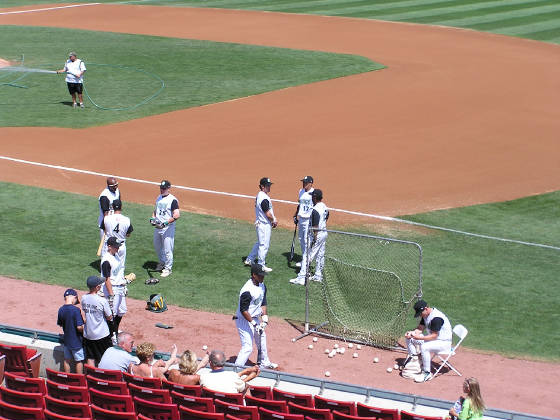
84;365;123;381
162;379;202;396
288;402;333;420
332;411;377;420
247;385;272;400
202;388;244;405
44;408;90;420
171;392;215;412
128;382;172;404
44;395;91;418
86;375;129;395
401;410;443;420
273;389;314;408
259;407;305;420
123;371;162;389
179;406;225;420
91;404;136;420
89;387;134;412
45;369;87;387
356;403;399;420
4;372;46;395
314;396;356;416
245;395;288;413
0;355;6;385
0;399;44;419
0;344;41;378
0;386;44;408
46;380;89;403
214;399;259;420
452;324;468;349
134;395;179;420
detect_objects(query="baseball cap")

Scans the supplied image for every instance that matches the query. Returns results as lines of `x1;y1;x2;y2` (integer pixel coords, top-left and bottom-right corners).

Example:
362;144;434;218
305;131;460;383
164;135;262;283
107;236;122;248
414;300;428;317
63;288;79;303
311;189;323;200
68;51;77;58
87;275;104;289
301;176;314;184
112;199;122;210
160;180;171;189
251;263;268;276
259;177;273;187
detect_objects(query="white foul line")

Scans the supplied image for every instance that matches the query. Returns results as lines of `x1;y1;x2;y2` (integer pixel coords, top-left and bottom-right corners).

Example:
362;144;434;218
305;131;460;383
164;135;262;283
1;155;558;251
0;3;101;15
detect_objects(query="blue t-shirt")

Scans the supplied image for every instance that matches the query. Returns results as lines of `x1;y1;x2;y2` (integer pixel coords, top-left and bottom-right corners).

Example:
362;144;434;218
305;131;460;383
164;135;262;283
57;304;84;351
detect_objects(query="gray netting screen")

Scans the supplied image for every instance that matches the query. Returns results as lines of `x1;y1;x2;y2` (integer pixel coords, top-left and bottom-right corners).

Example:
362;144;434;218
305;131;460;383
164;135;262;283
312;229;422;348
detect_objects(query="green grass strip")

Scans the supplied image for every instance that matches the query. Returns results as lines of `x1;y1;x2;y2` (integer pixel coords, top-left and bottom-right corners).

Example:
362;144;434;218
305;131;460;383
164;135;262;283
1;181;558;361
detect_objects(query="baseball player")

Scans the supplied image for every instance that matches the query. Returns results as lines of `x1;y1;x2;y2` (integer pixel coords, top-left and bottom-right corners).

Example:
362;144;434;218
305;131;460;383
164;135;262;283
101;236;127;344
244;178;277;272
290;189;329;285
150;180;180;278
100;199;133;261
98;177;120;242
234;264;278;369
56;52;86;108
293;176;314;268
404;299;453;382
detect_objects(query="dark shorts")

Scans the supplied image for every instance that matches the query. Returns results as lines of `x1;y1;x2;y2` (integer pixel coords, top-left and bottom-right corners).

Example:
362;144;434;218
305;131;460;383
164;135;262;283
83;335;112;364
67;82;83;95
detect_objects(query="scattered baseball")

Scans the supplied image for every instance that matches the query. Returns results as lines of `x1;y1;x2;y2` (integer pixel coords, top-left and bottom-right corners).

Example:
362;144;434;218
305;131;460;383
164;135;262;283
202;345;208;351
353;352;359;358
292;338;296;342
348;343;354;348
334;344;339;349
328;350;337;358
313;337;318;342
325;371;331;377
339;347;346;354
387;367;393;373
324;349;330;354
308;344;314;350
373;357;379;363
356;344;362;350
394;364;399;370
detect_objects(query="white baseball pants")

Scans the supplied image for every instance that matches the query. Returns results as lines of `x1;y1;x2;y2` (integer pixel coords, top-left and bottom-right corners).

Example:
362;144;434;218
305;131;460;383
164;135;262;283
234;316;271;367
153;225;175;270
297;231;327;279
406;337;451;372
247;222;271;266
102;284;127;316
298;217;311;255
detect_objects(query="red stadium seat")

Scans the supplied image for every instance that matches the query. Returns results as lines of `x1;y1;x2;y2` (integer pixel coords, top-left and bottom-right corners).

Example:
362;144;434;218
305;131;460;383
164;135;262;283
46;380;89;403
259;407;305;420
91;404;136;420
84;365;123;382
0;399;44;419
179;406;225;420
128;382;171;404
273;389;314;408
45;369;87;387
356;404;399;420
226;415;246;420
400;411;443;420
89;388;134;412
171;392;215;412
162;379;202;396
44;409;91;420
332;411;378;420
0;355;6;385
122;371;163;389
134;396;179;420
0;386;44;408
248;385;272;400
245;395;288;413
288;402;333;420
314;396;357;416
214;399;259;420
4;372;46;395
0;344;42;378
138;415;152;420
44;395;91;419
203;388;244;405
86;376;129;395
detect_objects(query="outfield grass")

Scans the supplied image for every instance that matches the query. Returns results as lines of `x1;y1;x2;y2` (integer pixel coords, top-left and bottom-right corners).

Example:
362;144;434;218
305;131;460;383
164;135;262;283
0;26;381;128
1;182;558;361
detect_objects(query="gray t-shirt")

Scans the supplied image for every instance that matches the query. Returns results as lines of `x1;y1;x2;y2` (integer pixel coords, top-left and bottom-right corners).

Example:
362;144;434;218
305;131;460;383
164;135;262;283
98;346;139;372
81;293;111;340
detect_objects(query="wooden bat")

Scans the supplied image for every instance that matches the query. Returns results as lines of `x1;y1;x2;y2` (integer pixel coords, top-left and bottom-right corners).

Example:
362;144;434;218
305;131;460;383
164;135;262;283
97;233;105;257
289;225;297;262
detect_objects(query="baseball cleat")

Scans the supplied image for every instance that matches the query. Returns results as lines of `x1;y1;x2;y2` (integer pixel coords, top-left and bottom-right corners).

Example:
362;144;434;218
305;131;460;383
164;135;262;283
160;268;172;278
261;265;273;272
310;275;323;282
80;103;84;108
289;277;305;285
259;361;278;370
414;371;433;383
243;258;252;266
72;103;77;108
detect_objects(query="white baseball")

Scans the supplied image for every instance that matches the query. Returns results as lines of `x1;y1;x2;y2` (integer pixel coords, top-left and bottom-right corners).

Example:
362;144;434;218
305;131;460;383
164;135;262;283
394;364;399;370
356;344;362;350
353;352;358;358
324;349;330;354
325;371;331;377
328;350;337;358
387;367;393;373
202;345;208;351
308;344;314;350
334;344;339;349
373;357;379;363
339;347;346;354
292;338;296;342
348;343;353;348
313;337;318;342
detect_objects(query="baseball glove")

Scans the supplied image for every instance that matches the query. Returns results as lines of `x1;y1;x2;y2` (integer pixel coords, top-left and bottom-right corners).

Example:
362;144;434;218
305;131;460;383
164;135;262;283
124;273;136;283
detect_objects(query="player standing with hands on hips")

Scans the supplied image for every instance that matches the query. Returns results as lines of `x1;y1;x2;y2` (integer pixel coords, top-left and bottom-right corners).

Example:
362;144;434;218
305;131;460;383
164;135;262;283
151;180;180;278
244;178;277;272
293;176;314;267
56;52;86;108
234;264;278;370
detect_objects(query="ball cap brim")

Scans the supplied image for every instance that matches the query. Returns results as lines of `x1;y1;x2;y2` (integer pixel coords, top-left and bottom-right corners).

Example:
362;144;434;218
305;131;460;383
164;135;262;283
251;263;268;276
414;299;428;317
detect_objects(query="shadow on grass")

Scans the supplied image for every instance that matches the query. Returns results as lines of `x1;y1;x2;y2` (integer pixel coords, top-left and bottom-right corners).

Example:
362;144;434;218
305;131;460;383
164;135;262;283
89;259;100;271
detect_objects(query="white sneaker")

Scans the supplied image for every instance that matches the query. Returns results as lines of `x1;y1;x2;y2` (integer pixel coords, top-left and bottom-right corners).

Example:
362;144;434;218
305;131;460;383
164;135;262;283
72;103;77;108
261;266;272;272
310;275;323;282
160;268;172;278
111;333;118;346
80;103;84;108
414;371;432;383
244;258;252;266
260;361;278;370
295;262;302;268
289;277;305;285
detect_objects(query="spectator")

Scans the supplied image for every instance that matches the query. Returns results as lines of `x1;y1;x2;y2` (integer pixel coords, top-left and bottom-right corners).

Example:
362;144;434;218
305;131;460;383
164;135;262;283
449;378;485;420
200;350;259;395
131;342;178;379
82;275;113;366
57;289;84;373
98;332;139;372
168;350;209;385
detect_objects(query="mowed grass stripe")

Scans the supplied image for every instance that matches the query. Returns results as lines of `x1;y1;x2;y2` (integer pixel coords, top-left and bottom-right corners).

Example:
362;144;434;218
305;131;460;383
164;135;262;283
252;0;457;13
468;9;560;31
521;26;560;42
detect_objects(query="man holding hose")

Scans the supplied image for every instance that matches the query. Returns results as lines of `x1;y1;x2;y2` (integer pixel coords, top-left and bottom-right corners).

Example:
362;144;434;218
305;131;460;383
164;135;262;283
56;51;86;108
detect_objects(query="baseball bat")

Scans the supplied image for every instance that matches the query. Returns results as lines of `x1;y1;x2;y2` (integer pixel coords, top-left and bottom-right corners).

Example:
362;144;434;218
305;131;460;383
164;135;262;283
289;226;297;262
96;233;105;257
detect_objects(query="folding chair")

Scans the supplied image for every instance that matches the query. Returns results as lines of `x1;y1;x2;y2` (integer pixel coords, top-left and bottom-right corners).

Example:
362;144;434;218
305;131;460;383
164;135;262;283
84;365;123;382
245;395;288;413
0;386;44;408
214;399;259;420
46;380;89;403
89;388;134;412
0;344;42;378
171;392;215;412
401;410;444;420
179;406;225;420
314;396;356;416
259;407;305;420
134;396;179;420
430;324;468;380
202;388;244;405
288;402;333;420
86;376;129;395
162;379;202;396
44;395;91;418
356;403;399;420
0;399;44;419
4;372;46;395
91;404;136;420
45;368;87;387
128;382;172;403
122;371;162;389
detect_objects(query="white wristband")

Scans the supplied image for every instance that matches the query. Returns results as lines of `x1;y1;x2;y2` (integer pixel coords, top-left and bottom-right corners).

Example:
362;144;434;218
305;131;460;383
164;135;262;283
250;320;257;327
261;315;269;324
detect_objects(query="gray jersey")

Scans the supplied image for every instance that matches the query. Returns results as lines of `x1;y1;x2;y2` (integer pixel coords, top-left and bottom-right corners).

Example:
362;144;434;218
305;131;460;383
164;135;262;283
81;293;111;340
255;191;274;225
297;188;314;219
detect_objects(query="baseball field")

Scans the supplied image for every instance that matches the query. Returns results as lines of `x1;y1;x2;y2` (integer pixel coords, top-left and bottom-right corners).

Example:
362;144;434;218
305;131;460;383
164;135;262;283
1;0;559;417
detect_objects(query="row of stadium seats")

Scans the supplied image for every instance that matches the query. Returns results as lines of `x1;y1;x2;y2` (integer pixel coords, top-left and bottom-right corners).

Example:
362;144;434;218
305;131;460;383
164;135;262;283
0;343;42;379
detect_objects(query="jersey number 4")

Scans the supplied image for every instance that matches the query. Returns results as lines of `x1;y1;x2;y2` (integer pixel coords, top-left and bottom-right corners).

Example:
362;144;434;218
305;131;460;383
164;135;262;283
113;224;120;233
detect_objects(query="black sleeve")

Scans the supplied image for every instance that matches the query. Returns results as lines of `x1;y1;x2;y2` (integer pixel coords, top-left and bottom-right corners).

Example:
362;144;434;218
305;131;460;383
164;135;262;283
171;199;179;211
101;261;112;278
311;209;320;227
429;317;444;332
100;219;105;230
127;225;133;234
262;284;267;307
325;210;329;221
239;292;252;313
260;199;270;212
99;196;110;212
420;318;425;326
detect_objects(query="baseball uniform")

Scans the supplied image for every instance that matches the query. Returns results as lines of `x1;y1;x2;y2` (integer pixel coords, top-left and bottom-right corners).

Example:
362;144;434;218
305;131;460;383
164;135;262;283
246;181;276;269
297;200;329;282
101;250;127;317
297;186;314;255
98;186;120;240
100;212;133;265
153;191;179;274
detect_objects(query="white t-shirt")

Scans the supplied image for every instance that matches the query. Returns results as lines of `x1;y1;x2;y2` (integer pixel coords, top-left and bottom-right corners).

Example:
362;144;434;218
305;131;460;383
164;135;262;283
98;346;140;372
81;293;111;340
297;188;314;219
200;369;245;394
255;191;274;225
64;59;86;83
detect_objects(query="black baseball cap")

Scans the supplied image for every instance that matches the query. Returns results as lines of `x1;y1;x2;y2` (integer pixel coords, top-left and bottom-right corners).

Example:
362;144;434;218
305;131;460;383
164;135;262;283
414;300;428;317
311;189;323;200
87;275;104;289
251;263;267;276
112;199;122;210
301;176;314;184
259;177;273;187
160;180;171;189
107;236;122;248
63;288;79;303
